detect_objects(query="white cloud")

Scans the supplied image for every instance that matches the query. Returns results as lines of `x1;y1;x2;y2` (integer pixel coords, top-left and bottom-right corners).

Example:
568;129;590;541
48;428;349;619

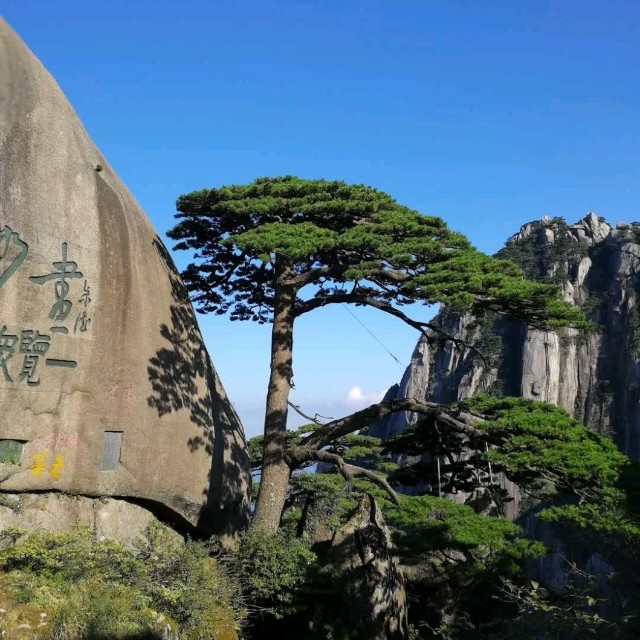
346;386;365;402
345;386;385;407
285;387;388;430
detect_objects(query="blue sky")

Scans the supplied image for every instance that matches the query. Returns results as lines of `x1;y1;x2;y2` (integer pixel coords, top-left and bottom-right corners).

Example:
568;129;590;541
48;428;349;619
3;1;640;437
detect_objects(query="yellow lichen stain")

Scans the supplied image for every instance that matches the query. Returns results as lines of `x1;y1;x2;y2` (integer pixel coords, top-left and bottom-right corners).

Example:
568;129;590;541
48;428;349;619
48;454;64;480
29;451;49;477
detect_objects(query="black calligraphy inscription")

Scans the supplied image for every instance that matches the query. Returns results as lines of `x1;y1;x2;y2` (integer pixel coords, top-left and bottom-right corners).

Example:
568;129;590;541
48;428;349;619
0;225;28;289
74;280;92;333
30;242;83;334
1;230;90;385
0;326;17;382
45;359;77;368
19;330;51;385
0;327;54;385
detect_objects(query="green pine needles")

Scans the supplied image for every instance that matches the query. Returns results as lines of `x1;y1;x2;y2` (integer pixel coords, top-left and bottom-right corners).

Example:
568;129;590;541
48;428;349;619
169;176;587;330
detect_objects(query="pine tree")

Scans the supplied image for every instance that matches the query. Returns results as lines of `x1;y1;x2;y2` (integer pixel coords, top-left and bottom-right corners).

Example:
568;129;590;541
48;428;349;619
168;176;587;532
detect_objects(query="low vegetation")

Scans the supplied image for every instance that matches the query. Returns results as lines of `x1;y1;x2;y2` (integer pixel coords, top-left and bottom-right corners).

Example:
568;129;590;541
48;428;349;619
240;396;640;639
0;523;244;639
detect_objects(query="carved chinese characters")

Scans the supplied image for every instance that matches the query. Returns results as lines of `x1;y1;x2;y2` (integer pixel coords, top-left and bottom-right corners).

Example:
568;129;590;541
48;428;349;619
30;241;84;330
0;225;92;385
0;225;28;288
75;280;92;333
0;17;250;536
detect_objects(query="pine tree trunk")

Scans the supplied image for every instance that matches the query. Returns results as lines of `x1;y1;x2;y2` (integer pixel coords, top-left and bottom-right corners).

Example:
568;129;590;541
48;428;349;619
252;261;296;533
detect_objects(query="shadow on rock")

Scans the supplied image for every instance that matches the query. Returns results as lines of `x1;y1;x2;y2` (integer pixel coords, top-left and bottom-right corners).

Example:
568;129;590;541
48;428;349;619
146;237;250;539
311;494;409;640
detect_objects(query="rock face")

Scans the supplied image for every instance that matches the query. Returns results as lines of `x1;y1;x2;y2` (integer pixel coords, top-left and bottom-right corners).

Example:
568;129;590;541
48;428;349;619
0;493;181;547
371;213;640;462
325;495;408;640
0;19;250;539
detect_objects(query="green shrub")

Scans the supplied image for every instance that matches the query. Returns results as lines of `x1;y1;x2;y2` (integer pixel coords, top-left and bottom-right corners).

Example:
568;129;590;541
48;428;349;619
0;525;145;584
0;493;21;511
47;580;161;640
144;532;242;639
232;528;317;618
0;523;244;639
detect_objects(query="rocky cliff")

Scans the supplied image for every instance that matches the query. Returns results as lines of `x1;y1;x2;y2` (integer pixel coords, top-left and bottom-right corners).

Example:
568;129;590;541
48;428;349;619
371;213;640;462
0;18;250;540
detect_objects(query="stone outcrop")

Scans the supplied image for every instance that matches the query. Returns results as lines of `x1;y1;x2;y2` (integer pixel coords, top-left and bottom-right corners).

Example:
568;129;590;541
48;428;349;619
323;494;408;640
0;18;250;540
371;213;640;462
0;493;182;546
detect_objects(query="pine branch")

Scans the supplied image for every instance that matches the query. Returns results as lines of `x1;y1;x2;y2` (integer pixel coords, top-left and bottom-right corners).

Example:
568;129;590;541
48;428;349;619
298;398;484;452
287;401;332;425
286;447;400;504
294;292;488;363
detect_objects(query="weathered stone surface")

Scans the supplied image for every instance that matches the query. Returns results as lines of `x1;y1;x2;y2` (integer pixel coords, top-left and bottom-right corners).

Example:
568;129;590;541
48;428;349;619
0;19;250;538
0;492;183;546
326;495;408;640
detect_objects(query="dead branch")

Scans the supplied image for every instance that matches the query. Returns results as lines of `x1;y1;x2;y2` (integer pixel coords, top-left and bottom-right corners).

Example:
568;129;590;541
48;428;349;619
299;398;486;452
287;401;331;425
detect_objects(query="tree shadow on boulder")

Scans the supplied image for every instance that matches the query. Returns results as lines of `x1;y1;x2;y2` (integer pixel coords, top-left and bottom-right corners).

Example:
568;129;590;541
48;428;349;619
314;494;408;640
146;237;250;540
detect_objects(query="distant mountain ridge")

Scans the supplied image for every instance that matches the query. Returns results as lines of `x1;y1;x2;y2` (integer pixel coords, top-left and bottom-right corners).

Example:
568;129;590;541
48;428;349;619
370;213;640;462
